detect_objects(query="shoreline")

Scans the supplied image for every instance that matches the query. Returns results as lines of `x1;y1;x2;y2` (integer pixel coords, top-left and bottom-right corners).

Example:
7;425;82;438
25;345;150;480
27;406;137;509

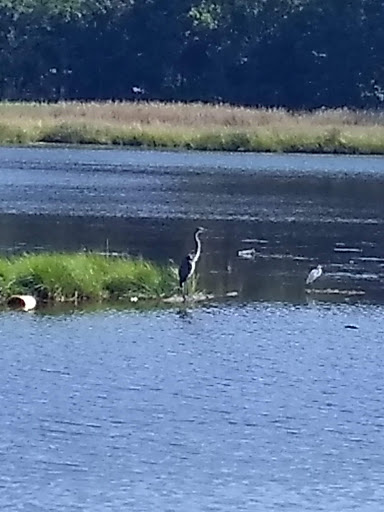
2;142;384;162
1;101;384;155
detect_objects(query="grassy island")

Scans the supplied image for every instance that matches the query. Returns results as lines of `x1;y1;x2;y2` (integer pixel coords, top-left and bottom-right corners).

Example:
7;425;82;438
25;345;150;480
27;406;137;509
1;101;384;154
0;253;179;305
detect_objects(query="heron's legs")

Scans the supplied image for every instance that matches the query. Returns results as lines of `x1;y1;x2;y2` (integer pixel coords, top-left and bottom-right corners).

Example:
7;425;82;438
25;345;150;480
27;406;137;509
181;282;187;302
191;273;198;296
181;275;197;302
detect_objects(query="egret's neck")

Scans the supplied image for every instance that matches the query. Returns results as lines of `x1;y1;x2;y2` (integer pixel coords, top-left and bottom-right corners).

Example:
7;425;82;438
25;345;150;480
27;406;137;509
193;232;202;263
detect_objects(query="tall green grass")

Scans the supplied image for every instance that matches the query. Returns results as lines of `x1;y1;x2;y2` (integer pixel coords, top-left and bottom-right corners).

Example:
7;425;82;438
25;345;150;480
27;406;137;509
1;101;384;154
0;253;177;304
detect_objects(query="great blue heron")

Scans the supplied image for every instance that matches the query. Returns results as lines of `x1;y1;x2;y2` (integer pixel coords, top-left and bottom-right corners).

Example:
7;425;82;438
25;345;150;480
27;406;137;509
178;227;205;299
306;264;323;285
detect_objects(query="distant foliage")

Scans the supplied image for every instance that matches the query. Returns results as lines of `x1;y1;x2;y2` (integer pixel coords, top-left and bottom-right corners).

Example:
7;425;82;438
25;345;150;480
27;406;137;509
0;0;383;108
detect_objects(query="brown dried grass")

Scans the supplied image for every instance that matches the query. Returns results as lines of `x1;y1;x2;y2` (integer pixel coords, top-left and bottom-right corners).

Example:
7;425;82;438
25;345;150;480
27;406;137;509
1;100;384;153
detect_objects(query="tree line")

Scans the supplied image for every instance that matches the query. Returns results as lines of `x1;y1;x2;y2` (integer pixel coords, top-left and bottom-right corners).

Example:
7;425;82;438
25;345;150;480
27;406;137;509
1;0;383;109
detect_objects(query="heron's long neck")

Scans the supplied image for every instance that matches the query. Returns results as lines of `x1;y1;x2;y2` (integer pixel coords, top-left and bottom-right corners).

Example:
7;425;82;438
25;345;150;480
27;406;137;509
193;232;202;263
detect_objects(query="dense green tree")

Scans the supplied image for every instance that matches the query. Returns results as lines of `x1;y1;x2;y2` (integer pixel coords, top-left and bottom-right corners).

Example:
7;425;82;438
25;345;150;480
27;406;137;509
0;0;383;108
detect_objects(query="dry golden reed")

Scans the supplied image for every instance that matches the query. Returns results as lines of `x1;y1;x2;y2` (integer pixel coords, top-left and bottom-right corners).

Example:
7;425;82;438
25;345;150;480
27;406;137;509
1;101;384;153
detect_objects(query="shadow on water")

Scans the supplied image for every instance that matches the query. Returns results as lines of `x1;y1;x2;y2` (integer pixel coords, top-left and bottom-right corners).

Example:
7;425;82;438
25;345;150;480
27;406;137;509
1;147;384;305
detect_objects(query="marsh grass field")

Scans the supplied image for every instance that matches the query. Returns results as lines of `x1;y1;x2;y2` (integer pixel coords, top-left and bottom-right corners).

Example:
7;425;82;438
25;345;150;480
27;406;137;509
0;252;178;305
1;101;384;153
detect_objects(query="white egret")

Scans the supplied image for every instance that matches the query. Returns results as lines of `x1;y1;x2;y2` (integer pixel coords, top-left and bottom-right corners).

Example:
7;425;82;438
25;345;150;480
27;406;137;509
306;264;323;285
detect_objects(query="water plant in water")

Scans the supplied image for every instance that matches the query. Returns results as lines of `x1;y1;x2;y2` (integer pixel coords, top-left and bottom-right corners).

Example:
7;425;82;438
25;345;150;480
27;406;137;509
0;253;178;304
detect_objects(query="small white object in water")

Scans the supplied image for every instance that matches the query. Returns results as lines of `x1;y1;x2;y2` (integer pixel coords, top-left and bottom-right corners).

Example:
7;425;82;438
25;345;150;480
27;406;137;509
130;296;139;303
333;247;362;253
306;264;323;285
225;291;239;297
237;248;256;259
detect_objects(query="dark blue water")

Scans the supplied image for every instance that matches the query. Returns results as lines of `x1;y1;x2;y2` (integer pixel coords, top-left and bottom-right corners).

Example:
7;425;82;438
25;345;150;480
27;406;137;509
1;303;384;511
0;146;384;221
1;147;384;510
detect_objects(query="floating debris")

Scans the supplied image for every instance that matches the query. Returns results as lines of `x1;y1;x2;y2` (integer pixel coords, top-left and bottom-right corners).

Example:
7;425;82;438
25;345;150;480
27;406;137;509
356;257;384;263
162;292;214;304
306;288;365;296
162;291;238;304
237;248;257;259
333;247;363;253
241;239;268;244
225;291;239;297
345;325;359;330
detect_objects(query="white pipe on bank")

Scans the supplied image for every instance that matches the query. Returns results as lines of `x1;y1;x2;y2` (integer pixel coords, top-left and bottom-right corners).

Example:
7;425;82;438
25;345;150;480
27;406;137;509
7;295;37;311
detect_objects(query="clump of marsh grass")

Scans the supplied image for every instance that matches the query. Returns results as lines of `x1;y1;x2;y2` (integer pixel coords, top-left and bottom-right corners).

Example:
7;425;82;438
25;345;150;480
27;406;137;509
0;122;38;144
104;257;176;298
0;252;177;304
38;122;106;145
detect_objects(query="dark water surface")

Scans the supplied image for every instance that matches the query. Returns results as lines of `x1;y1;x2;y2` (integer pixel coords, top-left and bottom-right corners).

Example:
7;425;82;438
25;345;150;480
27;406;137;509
0;146;384;303
1;147;384;511
1;303;384;512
